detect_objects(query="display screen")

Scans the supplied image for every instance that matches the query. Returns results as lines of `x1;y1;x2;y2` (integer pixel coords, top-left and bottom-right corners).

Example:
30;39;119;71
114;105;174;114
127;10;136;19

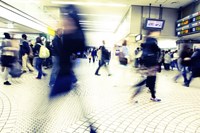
177;26;200;36
192;26;200;32
192;15;200;22
177;20;189;27
176;11;200;37
144;19;165;30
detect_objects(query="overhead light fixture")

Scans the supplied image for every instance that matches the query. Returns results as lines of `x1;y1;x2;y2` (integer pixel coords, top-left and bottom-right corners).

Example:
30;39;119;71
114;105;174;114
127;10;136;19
171;2;178;4
51;1;127;7
7;23;14;28
0;4;47;33
78;13;121;18
79;20;118;24
82;28;114;32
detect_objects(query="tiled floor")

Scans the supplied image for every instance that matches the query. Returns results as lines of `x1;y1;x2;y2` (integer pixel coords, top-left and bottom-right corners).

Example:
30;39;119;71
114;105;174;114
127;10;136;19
0;59;200;133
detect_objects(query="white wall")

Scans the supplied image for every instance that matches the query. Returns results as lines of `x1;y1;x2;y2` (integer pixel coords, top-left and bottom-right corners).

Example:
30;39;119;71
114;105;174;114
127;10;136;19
84;31;115;48
157;38;177;49
114;7;131;44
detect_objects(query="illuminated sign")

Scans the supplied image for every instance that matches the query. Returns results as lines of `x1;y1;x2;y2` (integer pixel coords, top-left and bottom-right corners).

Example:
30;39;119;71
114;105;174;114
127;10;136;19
177;20;189;27
176;11;200;36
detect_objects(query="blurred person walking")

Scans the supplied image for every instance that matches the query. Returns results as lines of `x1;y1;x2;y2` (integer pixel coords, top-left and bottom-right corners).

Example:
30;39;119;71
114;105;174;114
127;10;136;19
48;5;97;133
49;28;62;88
173;44;192;86
33;37;47;79
132;30;161;102
119;40;129;65
28;40;34;67
20;34;34;73
94;40;111;76
185;47;200;87
164;51;171;70
134;47;141;68
172;50;180;71
1;33;19;85
91;48;97;63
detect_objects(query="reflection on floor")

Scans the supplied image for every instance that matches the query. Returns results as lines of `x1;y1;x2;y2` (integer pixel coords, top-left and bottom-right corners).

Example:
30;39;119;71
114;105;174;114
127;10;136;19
0;59;200;133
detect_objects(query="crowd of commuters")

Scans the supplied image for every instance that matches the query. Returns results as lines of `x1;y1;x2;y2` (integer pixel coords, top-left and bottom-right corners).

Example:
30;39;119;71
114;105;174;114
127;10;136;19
1;5;200;133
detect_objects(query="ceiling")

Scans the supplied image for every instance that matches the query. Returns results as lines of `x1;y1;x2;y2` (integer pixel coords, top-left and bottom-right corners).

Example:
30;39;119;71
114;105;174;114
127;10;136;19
0;0;193;34
42;0;192;32
0;17;41;34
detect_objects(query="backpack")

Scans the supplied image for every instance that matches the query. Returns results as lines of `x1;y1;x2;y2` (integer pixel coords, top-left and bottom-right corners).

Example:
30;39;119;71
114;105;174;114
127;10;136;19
102;47;111;60
140;42;160;67
38;44;50;58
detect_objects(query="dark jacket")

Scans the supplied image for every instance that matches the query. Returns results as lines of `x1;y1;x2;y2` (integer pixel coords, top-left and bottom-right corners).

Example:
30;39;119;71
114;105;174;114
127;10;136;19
51;35;62;56
141;37;160;67
60;29;86;74
101;46;110;61
20;40;30;56
180;50;192;66
33;43;42;57
191;49;200;78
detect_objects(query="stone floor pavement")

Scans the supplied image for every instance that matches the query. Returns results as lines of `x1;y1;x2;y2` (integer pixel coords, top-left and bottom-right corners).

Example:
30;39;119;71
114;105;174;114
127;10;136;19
0;59;200;133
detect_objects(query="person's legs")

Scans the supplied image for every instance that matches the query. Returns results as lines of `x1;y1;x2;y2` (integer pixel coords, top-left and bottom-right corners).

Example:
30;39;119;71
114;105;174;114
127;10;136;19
35;58;43;79
22;54;27;72
134;78;146;87
25;54;34;71
95;60;104;75
182;66;188;85
92;56;95;63
131;78;147;98
49;56;60;87
146;76;156;98
146;76;160;101
3;67;11;85
104;61;111;75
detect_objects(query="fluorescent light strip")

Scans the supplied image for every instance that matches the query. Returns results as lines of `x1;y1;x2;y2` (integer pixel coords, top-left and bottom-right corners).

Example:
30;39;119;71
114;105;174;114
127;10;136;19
0;1;47;27
78;13;121;18
52;1;127;7
82;25;114;29
83;28;114;32
80;22;117;25
62;13;121;18
79;20;118;24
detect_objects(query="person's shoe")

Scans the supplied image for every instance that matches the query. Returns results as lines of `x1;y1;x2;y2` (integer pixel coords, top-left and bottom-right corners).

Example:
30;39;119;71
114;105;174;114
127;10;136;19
22;70;27;73
4;81;11;85
36;77;41;79
108;74;112;76
150;98;161;102
43;73;47;77
183;83;189;87
95;73;101;76
29;70;34;73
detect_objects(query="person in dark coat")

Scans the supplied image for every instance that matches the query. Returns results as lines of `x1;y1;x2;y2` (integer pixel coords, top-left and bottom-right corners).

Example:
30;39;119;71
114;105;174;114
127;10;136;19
132;30;161;102
174;44;192;86
49;5;97;133
49;28;62;88
186;47;200;87
20;34;34;72
94;40;111;76
50;5;85;97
